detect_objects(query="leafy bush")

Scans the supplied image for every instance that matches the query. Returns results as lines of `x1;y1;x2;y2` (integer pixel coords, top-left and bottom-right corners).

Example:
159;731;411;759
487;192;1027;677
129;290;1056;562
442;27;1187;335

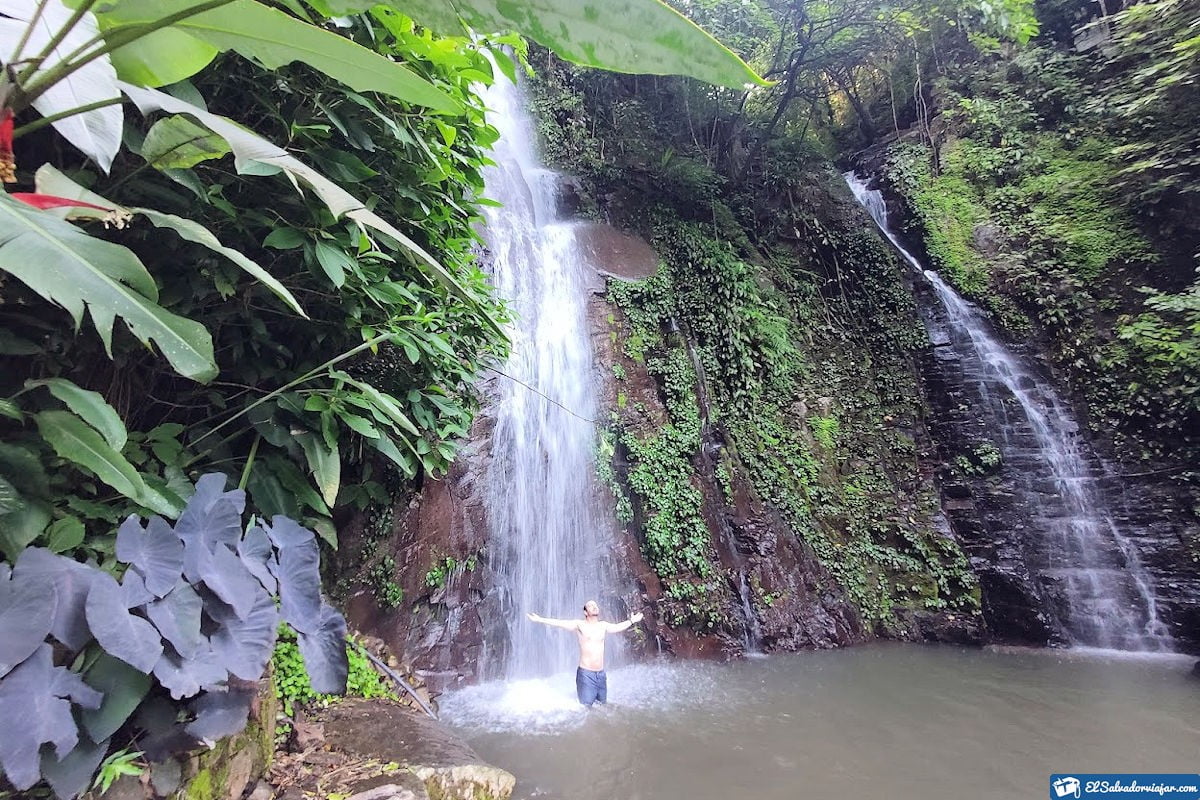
273;632;395;720
0;474;346;799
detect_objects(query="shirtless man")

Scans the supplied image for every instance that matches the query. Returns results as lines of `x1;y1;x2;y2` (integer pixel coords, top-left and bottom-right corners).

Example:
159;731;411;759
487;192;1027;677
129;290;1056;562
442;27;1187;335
527;600;644;706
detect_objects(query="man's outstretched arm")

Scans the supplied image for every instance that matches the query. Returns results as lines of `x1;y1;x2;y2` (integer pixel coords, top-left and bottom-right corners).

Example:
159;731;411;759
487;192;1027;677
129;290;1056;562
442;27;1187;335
527;612;579;631
606;612;644;633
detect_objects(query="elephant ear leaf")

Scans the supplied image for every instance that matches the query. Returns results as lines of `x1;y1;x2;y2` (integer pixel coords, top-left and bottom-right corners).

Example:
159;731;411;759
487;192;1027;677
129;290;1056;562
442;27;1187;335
0;565;57;678
265;517;321;634
209;593;278;681
85;572;163;673
296;603;348;695
0;645;97;790
13;548;95;652
144;580;203;659
116;515;184;597
153;641;226;700
120;568;155;609
40;732;110;800
199;545;260;620
238;526;277;594
184;686;255;744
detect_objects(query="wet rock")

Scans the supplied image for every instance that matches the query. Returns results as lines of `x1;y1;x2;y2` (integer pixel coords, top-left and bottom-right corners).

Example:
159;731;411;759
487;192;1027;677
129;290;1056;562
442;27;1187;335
320;699;515;800
574;223;659;281
247;781;274;800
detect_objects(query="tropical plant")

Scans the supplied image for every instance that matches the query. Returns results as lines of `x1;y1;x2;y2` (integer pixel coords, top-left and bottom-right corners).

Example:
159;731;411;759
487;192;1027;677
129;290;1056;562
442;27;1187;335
0;0;765;557
0;473;347;799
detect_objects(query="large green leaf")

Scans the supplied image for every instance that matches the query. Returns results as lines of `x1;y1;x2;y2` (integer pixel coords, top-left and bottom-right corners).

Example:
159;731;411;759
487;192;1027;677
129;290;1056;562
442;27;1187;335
0;194;217;383
33;165;305;318
35;410;147;500
0;476;22;516
140;115;232;170
297;432;340;509
96;0;461;112
81;654;152;742
106;27;218;87
0;501;51;562
330;371;420;435
26;377;128;451
341;0;767;89
120;84;502;334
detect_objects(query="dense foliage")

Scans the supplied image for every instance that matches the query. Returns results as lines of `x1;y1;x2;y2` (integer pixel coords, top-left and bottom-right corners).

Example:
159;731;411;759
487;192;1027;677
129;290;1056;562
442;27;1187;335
876;4;1199;467
1;0;765;794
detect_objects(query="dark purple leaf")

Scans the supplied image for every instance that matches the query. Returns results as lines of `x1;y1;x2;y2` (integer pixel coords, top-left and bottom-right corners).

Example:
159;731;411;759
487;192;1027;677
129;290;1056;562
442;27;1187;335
12;548;91;652
200;545;260;619
271;526;321;634
181;535;212;585
238;526;276;594
49;664;102;711
120;568;154;608
263;515;313;550
0;564;56;678
115;515;183;597
210;593;277;681
296;603;348;695
85;573;163;673
184;687;254;744
41;732;109;800
0;563;9;581
0;646;84;789
145;580;202;658
135;697;196;762
80;653;150;742
175;474;243;557
153;641;226;700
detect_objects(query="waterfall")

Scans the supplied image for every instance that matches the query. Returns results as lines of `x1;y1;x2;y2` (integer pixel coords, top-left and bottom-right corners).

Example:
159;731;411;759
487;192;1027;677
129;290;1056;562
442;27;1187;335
845;172;1172;652
478;75;629;679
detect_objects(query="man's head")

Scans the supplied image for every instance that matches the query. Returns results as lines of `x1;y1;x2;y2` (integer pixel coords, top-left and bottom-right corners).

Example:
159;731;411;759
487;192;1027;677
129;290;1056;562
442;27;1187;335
583;600;600;619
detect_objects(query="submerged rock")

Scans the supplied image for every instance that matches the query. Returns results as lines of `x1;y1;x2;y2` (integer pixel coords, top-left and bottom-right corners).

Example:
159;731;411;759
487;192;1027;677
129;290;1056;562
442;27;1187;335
319;699;515;800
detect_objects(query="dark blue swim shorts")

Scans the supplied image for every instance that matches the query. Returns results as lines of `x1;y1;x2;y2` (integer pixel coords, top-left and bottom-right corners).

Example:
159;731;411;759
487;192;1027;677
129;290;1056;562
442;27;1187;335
576;667;607;706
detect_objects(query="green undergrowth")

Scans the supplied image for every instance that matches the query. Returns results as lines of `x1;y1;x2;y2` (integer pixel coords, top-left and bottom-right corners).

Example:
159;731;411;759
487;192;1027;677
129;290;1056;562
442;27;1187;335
884;46;1197;464
272;629;397;725
602;197;980;631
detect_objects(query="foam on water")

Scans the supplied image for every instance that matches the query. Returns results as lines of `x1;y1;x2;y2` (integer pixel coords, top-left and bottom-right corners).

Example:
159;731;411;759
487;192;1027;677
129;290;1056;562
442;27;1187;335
440;661;717;734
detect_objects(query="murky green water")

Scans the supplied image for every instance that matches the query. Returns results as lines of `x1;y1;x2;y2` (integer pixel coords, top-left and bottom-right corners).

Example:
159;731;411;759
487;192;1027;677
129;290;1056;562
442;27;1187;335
441;644;1199;800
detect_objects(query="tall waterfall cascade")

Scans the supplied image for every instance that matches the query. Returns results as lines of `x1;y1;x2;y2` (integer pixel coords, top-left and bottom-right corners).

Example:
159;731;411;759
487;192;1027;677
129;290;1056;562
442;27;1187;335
845;173;1172;652
478;75;628;680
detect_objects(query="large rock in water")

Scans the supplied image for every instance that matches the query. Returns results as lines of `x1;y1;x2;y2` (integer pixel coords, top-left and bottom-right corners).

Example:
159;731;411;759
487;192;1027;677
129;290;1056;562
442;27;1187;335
319;699;515;800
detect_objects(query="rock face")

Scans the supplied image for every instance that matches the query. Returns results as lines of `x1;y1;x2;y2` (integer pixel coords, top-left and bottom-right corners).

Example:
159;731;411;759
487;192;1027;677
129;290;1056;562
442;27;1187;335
344;415;502;692
590;288;868;657
320;700;515;800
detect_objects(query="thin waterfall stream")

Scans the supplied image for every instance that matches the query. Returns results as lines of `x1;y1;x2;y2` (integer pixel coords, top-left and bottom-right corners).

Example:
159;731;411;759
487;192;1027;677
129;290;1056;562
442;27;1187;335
478;74;629;681
844;172;1172;652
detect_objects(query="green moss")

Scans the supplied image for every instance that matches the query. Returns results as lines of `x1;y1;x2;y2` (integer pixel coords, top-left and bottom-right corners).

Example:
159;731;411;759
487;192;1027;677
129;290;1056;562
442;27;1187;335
185;768;214;800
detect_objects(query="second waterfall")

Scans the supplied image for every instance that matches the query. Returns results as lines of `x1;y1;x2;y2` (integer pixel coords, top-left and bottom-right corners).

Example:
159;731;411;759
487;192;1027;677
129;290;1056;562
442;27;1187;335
477;74;629;680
